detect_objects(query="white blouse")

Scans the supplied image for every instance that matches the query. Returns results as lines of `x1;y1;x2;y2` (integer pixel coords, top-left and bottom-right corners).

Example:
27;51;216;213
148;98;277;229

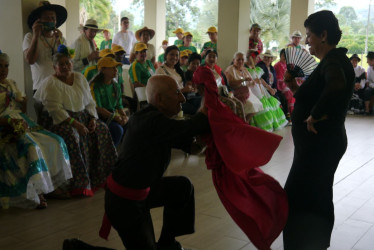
34;72;98;124
155;64;184;89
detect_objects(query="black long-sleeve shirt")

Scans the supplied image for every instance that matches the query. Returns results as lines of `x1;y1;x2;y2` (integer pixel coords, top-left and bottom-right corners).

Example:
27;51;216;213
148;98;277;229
112;105;210;189
292;48;355;125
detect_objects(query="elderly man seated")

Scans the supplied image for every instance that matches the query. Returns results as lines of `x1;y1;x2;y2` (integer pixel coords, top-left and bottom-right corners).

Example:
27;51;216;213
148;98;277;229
63;75;210;250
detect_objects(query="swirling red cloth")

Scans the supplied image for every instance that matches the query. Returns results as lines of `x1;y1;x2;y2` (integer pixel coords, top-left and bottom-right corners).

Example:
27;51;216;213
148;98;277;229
193;66;288;250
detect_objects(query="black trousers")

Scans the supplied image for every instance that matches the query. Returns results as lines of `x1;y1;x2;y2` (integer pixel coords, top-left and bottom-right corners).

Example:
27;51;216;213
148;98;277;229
283;122;347;250
104;176;195;250
274;91;289;116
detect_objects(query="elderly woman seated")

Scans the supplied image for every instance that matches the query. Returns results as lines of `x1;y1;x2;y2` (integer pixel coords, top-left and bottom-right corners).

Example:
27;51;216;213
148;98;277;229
0;51;72;209
90;57;128;146
155;45;201;115
225;52;263;123
34;46;117;197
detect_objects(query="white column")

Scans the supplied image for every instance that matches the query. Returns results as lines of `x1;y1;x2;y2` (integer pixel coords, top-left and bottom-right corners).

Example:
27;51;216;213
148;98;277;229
290;0;315;36
64;0;80;46
217;0;251;70
144;0;166;58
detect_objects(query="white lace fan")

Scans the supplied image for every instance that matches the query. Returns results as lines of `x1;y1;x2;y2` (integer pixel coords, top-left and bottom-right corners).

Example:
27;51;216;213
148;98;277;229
285;47;318;78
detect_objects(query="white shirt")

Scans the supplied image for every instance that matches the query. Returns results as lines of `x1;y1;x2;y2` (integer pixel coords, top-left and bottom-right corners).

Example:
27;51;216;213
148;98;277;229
155;65;183;89
34;72;98;124
112;30;136;55
354;65;366;89
23;32;66;90
72;34;96;72
367;66;374;89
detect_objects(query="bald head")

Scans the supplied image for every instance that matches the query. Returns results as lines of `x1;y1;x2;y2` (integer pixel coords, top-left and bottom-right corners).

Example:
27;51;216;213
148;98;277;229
146;75;186;117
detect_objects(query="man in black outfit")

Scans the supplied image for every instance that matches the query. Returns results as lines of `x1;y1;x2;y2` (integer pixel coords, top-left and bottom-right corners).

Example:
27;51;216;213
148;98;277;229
63;75;210;250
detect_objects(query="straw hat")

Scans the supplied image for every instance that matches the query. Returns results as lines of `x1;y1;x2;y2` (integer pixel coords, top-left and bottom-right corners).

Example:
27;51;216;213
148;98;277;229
98;57;122;71
135;27;155;41
27;1;67;29
290;30;303;41
81;19;103;31
259;50;277;60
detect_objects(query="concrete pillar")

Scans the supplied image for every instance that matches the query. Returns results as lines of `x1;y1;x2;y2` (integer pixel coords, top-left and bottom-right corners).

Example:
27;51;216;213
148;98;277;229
290;0;315;37
217;0;251;69
144;0;166;58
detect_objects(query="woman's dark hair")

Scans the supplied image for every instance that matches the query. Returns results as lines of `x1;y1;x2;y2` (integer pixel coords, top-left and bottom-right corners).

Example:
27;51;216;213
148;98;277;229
205;49;218;59
188;53;201;64
304;10;342;45
279;48;286;58
163;45;186;83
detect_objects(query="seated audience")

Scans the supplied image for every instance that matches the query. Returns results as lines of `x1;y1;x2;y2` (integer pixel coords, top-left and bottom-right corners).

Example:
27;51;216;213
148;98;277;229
274;49;295;115
90;57;128;146
348;54;366;114
245;51;288;131
129;43;155;88
364;52;374;115
173;27;185;46
157;40;169;67
225;52;263;123
286;30;306;49
100;29;112;50
34;47;117;196
257;50;289;117
179;50;191;72
0;51;72;209
129;27;156;65
178;32;197;53
155;45;201;115
82;48;115;82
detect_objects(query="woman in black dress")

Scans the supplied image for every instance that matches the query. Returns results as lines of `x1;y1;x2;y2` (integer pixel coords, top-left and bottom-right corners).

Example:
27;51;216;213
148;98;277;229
283;10;355;250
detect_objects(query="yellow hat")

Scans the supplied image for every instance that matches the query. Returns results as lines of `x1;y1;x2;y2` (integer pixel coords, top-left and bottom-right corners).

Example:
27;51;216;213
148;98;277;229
180;50;189;58
162;40;168;45
97;57;122;71
183;32;193;37
111;44;126;54
207;26;218;33
103;29;110;33
134;43;148;52
173;28;184;34
99;48;114;58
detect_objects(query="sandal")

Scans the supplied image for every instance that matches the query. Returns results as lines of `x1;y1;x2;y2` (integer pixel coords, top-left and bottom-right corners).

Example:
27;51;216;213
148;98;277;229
36;195;47;209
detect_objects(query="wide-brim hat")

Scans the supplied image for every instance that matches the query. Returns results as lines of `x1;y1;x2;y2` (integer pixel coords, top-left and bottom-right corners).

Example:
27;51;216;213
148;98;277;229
27;1;67;29
290;30;303;41
207;27;218;33
260;50;277;60
349;54;361;62
135;27;155;41
173;28;184;34
98;57;122;71
81;19;103;31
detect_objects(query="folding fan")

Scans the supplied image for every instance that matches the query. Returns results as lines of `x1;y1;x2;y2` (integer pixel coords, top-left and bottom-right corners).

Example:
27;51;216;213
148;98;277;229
285;47;318;78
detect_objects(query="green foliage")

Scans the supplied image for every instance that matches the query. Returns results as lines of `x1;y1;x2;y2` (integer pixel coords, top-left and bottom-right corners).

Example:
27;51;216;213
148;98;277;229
315;0;336;10
194;0;218;48
250;0;291;49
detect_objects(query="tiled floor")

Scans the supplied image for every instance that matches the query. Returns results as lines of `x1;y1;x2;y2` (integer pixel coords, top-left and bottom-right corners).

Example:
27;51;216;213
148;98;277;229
1;116;374;250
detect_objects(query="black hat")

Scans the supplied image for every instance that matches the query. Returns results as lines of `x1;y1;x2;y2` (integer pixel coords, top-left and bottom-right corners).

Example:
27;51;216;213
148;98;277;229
349;54;361;62
27;1;68;29
367;51;374;60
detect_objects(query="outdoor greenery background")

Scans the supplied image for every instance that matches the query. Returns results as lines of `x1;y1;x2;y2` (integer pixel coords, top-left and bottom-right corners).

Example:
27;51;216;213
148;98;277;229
79;0;373;66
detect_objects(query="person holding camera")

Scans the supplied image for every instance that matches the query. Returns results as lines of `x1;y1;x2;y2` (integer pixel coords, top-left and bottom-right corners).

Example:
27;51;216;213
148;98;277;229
23;1;67;92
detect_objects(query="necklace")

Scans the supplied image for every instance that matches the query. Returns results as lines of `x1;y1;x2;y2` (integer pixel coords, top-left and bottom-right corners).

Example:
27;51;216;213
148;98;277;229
40;34;57;56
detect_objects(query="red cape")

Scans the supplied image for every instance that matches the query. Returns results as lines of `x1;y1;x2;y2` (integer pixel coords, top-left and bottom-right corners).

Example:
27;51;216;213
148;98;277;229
193;66;288;250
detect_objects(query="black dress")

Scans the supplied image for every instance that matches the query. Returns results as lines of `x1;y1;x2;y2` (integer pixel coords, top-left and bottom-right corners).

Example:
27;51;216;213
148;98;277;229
283;48;355;250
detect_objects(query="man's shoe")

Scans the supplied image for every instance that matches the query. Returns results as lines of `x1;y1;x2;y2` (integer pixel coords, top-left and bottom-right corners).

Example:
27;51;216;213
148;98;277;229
62;238;115;250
